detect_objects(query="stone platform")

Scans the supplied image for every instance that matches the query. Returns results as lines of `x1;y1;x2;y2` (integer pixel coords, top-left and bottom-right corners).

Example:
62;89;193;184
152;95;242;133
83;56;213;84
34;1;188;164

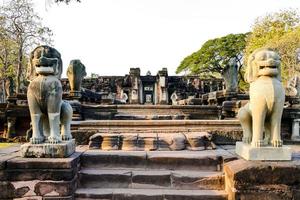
71;119;243;145
0;150;82;199
21;139;76;158
235;142;292;161
224;158;300;200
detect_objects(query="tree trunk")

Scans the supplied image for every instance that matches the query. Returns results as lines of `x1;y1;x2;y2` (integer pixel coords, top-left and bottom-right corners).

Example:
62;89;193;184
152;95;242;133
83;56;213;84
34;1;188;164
16;44;23;94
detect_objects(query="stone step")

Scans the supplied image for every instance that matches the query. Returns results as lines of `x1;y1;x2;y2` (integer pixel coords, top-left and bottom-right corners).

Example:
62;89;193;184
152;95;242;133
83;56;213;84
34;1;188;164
75;188;227;200
80;149;235;170
79;169;224;190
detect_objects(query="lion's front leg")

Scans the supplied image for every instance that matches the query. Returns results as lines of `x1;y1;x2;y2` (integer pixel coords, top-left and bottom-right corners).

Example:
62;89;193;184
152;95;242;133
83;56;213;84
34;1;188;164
30;113;44;144
238;103;252;144
251;102;267;147
48;112;61;144
28;88;44;144
47;79;63;144
270;102;284;147
60;101;73;141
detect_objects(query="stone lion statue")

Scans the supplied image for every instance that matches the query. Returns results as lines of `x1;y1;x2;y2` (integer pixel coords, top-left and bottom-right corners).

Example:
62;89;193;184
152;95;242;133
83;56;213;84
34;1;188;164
27;45;73;144
66;59;87;93
238;48;285;147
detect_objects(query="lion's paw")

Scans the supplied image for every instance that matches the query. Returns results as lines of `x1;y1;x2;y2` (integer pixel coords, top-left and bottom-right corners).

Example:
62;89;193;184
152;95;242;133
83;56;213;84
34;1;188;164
48;136;62;144
61;134;72;141
272;139;282;147
252;140;264;147
30;137;44;144
242;137;251;144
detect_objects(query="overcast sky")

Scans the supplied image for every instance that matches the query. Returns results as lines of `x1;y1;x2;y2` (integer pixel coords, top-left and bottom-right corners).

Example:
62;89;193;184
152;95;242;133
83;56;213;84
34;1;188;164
33;0;300;77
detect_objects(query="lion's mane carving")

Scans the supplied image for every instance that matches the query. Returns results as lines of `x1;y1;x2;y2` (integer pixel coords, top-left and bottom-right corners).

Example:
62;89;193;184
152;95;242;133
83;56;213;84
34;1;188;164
238;48;285;147
27;45;73;144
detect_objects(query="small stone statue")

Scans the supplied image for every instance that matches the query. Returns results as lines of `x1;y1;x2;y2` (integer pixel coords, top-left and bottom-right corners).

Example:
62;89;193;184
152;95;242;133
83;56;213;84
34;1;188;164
222;59;238;93
286;75;300;97
26;45;73;144
5;77;14;97
238;48;285;147
66;59;87;95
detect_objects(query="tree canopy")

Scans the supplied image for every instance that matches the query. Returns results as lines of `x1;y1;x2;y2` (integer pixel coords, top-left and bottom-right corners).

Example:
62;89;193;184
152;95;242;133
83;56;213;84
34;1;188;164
176;33;248;78
245;9;300;83
0;0;53;93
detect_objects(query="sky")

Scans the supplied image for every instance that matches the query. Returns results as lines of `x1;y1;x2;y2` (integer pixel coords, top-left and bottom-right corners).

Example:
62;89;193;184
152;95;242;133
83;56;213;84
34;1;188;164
32;0;300;77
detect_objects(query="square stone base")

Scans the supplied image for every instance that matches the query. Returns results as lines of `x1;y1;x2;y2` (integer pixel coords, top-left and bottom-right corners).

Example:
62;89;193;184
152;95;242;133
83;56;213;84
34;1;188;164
235;142;292;161
21;139;76;158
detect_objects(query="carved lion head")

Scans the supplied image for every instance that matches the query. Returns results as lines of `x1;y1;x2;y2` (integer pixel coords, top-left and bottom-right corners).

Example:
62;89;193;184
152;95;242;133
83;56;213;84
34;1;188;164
27;45;63;81
245;48;281;83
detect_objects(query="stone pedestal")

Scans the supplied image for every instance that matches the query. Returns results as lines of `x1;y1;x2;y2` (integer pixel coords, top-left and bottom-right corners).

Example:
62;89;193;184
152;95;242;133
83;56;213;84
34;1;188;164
21;139;76;158
235;142;292;161
0;151;80;199
224;159;300;200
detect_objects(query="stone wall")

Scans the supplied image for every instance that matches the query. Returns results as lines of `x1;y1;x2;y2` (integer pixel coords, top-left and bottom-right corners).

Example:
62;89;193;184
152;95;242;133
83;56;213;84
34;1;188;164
0;151;82;199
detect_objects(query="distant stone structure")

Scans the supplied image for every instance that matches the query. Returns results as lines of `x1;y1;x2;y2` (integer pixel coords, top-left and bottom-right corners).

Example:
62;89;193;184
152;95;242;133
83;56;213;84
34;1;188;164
21;45;75;158
236;48;291;160
62;68;225;105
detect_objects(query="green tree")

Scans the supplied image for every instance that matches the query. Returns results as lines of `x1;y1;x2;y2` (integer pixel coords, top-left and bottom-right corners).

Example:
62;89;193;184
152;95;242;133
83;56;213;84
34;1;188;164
0;18;17;80
176;33;248;79
0;0;53;93
245;9;300;83
265;27;300;82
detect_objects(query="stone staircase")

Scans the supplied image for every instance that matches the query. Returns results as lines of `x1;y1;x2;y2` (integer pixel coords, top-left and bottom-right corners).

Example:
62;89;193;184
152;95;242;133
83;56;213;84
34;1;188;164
75;148;235;200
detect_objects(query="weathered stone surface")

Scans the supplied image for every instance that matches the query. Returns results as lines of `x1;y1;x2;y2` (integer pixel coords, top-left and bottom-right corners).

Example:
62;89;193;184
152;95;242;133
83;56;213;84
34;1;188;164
88;133;103;149
235;142;292;161
0;181;29;199
224;159;300;200
132;170;171;188
79;169;131;188
7;151;81;169
34;177;77;196
121;133;138;151
0;168;76;181
137;133;158;151
185;132;216;150
100;133;121;150
147;151;222;171
72;119;242;145
20;139;76;158
0;153;18;170
157;133;186;151
171;171;224;190
80;150;147;168
75;188;227;200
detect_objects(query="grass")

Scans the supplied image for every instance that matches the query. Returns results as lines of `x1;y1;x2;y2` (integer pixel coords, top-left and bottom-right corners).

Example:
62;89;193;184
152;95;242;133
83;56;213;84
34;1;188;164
0;143;16;148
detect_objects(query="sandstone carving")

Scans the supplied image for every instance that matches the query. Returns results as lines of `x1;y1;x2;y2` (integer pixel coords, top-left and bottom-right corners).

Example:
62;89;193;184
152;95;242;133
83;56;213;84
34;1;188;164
222;59;238;93
286;75;300;97
67;59;87;93
238;48;285;147
27;45;73;144
5;77;14;97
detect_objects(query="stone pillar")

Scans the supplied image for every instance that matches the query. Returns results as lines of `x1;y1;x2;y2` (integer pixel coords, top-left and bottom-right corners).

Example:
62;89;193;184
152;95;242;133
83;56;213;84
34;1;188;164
157;68;168;105
129;68;141;104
